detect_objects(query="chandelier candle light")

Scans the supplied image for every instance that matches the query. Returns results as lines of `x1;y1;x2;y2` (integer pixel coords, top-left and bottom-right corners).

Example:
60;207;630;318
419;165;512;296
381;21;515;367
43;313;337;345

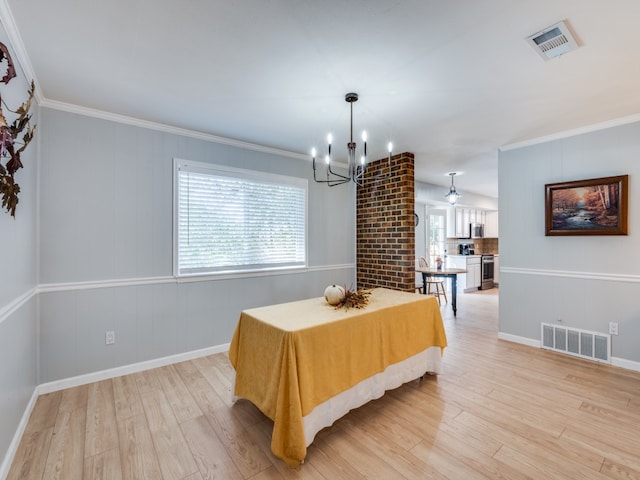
312;92;392;187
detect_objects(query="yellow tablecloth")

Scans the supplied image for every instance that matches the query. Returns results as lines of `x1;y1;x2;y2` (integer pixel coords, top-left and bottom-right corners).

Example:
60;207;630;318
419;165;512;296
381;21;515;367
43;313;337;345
228;287;447;466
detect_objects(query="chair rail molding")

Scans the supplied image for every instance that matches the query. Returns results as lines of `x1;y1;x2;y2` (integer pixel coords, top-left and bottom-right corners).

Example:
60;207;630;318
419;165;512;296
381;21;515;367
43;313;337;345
500;266;640;284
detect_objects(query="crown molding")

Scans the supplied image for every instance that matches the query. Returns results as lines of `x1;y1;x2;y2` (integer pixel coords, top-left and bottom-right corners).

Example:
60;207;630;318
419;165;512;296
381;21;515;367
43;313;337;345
500;112;640;152
39;97;308;160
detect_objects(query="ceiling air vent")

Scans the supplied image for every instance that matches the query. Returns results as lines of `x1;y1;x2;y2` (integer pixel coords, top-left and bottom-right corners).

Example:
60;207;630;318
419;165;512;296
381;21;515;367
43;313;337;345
526;20;579;60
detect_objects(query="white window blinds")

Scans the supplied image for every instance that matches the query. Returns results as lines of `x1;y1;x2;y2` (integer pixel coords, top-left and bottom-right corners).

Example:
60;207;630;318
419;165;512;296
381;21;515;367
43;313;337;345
175;160;307;276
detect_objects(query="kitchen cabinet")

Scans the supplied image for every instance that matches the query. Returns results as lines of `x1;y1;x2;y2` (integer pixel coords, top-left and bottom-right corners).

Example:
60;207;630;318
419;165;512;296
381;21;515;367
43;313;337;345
448;255;481;292
485;211;499;238
467;257;481;290
447;207;488;238
470;210;485;226
455;208;469;238
446;208;457;237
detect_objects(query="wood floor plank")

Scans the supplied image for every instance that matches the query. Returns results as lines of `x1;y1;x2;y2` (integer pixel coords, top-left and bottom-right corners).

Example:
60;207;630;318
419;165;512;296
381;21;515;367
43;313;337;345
156;364;203;423
331;416;447;480
560;425;640;471
305;433;369;480
180;415;244;480
42;407;87;480
83;447;123;480
23;391;62;433
346;397;424;452
579;400;640;425
174;360;272;478
247;466;288;480
437;376;567;437
493;444;611;480
59;384;89;413
194;355;235;404
85;380;119;458
5;427;54;480
374;393;503;459
117;414;163;479
183;472;205;480
411;431;531;480
193;355;266;429
454;410;605;473
600;458;640;480
112;374;143;421
139;389;199;479
409;439;490;480
313;427;407;479
132;368;162;394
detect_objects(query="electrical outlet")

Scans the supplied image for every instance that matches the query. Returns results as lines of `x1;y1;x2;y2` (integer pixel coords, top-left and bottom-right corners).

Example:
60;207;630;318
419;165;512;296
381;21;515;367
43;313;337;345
105;330;115;345
608;322;619;336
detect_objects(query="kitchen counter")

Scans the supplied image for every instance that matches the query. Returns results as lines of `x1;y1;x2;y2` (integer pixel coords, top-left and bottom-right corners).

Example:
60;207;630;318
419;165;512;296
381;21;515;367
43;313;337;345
447;255;481;292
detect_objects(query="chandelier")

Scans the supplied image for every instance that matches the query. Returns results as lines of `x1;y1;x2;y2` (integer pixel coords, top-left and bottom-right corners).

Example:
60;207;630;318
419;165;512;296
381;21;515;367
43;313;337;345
445;172;461;205
312;92;392;187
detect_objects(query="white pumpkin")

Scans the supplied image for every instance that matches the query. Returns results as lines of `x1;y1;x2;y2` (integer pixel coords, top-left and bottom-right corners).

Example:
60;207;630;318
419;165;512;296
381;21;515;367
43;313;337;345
324;284;346;305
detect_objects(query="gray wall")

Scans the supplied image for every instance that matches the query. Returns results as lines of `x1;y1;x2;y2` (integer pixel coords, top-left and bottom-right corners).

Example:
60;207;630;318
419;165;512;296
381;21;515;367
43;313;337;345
499;121;640;364
0;27;39;472
37;108;357;383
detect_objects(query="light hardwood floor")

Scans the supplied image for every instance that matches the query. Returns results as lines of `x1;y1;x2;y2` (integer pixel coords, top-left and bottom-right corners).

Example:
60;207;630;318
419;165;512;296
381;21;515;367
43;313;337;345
8;289;640;479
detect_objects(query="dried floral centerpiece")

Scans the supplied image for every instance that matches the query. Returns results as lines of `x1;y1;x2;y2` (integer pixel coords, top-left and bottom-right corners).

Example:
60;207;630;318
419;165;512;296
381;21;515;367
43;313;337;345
334;286;372;310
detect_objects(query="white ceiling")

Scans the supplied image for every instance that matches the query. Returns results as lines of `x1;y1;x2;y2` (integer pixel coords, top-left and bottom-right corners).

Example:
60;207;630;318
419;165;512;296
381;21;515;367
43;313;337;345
5;0;640;199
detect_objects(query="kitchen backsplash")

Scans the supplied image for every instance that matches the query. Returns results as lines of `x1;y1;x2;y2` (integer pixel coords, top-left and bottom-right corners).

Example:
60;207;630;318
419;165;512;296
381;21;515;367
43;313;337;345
445;237;499;256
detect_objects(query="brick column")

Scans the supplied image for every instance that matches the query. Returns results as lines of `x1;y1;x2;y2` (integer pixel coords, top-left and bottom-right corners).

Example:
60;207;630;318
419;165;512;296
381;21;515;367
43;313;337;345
356;152;415;292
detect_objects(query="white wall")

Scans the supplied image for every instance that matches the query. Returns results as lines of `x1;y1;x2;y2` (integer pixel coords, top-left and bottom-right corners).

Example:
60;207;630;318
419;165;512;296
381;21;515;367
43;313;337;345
0;28;39;476
498;120;640;366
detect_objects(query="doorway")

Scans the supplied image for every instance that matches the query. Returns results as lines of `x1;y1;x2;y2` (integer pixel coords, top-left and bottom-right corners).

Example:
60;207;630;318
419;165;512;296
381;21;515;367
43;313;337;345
427;209;447;267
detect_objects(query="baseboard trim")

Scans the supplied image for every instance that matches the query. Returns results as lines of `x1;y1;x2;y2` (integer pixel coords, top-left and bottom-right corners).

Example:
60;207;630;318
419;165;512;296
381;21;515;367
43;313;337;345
497;332;541;348
0;387;39;480
38;342;230;395
611;356;640;373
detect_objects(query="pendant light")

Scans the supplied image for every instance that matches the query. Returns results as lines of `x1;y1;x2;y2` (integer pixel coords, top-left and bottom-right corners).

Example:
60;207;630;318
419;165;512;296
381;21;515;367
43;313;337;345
445;172;461;205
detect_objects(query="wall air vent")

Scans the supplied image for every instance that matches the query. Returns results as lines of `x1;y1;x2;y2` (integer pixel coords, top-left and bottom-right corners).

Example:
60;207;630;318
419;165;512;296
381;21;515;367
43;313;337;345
526;20;579;60
541;323;611;363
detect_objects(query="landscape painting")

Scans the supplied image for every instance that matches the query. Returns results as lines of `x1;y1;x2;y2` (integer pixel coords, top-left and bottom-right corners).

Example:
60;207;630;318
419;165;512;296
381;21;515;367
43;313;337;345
545;175;628;236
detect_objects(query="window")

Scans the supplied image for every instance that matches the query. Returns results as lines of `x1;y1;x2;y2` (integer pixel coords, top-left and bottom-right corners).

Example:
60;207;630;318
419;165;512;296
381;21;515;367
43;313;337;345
174;159;307;276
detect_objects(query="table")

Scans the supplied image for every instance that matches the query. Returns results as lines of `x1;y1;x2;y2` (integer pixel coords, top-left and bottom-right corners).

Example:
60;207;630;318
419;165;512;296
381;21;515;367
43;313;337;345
228;288;447;467
416;268;467;315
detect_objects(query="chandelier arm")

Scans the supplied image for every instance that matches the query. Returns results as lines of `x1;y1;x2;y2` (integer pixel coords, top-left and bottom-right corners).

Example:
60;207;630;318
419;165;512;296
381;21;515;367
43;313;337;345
312;161;350;185
327;163;351;181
